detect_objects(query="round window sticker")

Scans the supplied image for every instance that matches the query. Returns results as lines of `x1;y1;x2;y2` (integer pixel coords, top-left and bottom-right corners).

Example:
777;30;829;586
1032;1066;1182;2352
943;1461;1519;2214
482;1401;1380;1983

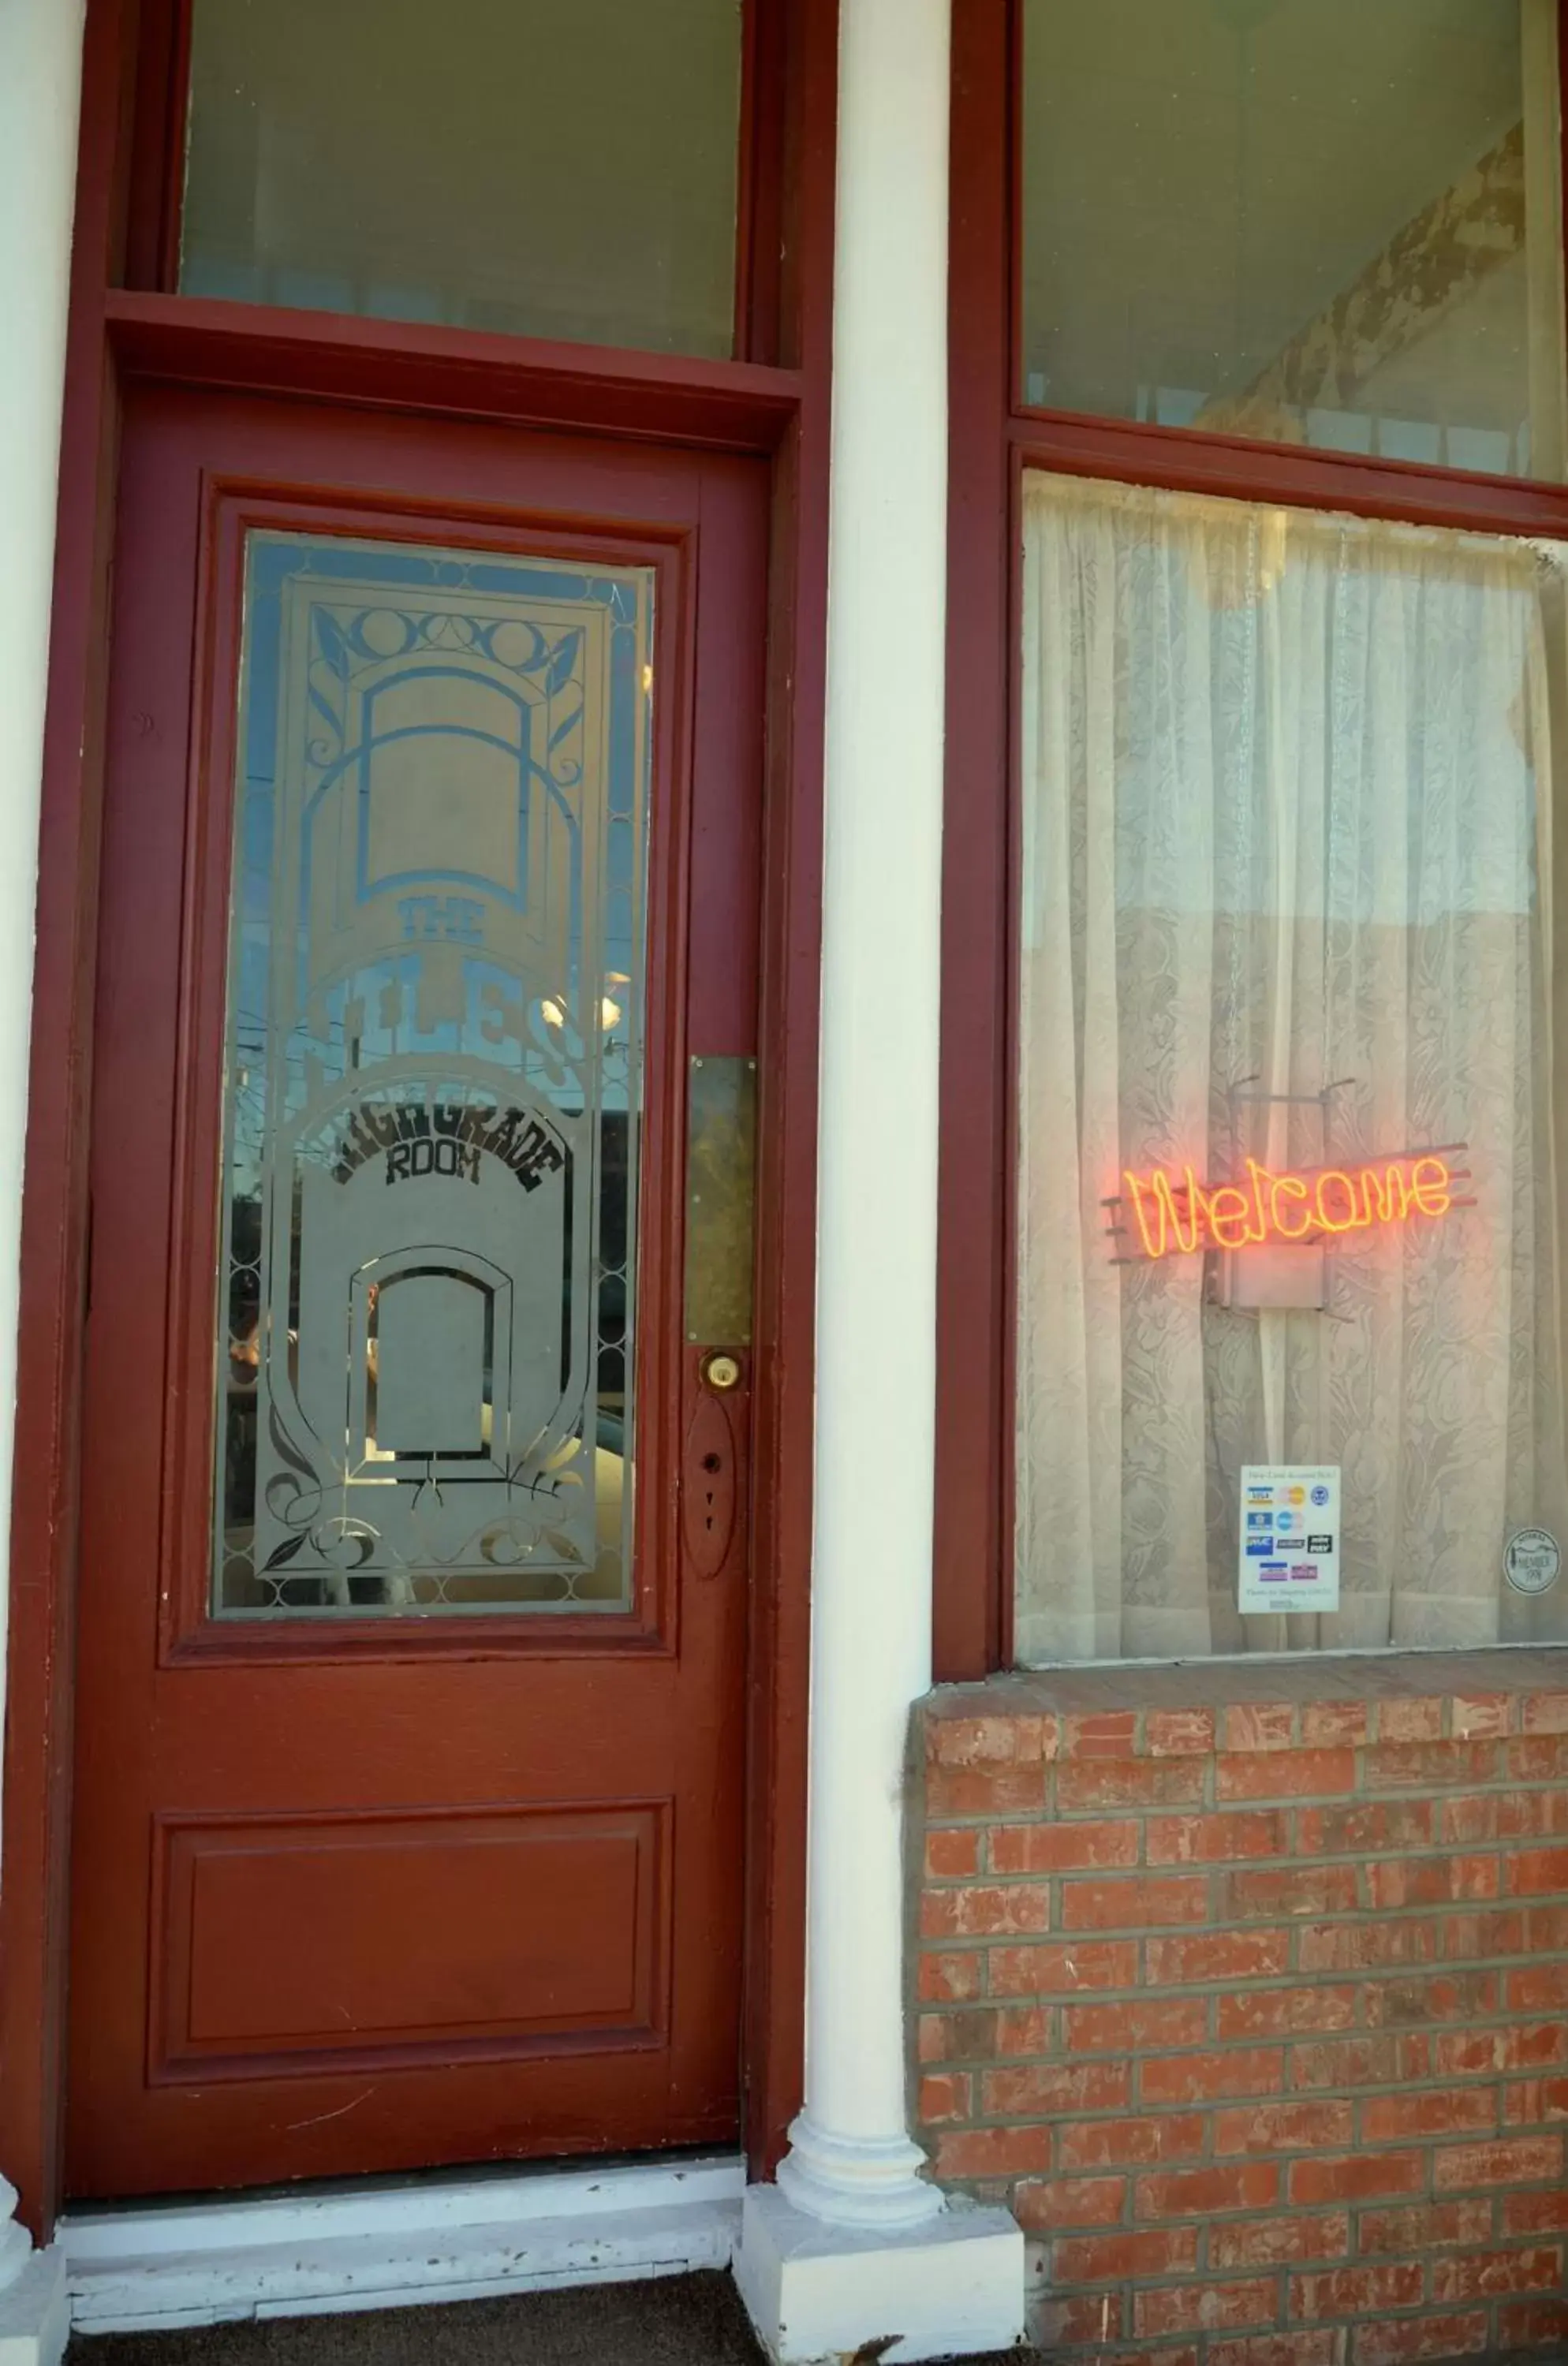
1504;1528;1562;1596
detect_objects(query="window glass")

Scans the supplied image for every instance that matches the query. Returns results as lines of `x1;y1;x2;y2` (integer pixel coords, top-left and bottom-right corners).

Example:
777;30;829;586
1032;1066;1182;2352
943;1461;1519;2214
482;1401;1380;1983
1020;0;1568;479
1016;472;1568;1661
181;0;744;360
217;532;652;1617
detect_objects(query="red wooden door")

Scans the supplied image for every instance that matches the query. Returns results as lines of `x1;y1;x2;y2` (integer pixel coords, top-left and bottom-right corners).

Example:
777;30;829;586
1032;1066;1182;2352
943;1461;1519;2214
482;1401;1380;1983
65;384;765;2199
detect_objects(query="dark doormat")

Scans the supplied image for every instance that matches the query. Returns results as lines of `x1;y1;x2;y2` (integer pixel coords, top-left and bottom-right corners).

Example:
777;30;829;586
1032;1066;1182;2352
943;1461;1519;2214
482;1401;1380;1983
66;2272;1043;2364
67;2272;766;2366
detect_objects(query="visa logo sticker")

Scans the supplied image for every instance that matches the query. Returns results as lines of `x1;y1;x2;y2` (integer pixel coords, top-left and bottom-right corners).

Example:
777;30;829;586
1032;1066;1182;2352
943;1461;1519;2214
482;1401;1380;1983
1258;1562;1288;1580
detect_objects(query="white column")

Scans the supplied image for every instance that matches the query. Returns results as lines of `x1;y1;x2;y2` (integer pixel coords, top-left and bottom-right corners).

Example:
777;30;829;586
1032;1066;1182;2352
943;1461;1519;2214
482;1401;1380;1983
0;3;86;2357
777;0;953;2230
737;1;1022;2353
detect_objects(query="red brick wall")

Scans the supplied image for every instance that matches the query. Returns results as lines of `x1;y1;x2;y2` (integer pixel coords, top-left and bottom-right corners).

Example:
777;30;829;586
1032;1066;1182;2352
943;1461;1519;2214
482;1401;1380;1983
912;1670;1568;2366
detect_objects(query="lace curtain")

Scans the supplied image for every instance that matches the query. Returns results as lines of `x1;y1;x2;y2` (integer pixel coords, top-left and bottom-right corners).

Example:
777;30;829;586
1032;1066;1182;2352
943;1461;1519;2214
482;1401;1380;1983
1016;473;1568;1663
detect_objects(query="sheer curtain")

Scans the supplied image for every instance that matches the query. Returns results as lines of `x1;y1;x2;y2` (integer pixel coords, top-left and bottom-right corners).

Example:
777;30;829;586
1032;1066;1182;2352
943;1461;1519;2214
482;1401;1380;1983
1016;474;1568;1663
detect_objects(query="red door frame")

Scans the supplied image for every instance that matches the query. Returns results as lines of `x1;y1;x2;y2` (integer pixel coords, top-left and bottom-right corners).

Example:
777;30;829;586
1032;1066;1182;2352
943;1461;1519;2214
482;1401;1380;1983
0;0;836;2238
935;0;1568;1684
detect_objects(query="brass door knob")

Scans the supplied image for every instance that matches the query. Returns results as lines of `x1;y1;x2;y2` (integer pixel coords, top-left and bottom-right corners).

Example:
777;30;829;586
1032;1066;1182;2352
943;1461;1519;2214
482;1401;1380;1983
701;1352;743;1392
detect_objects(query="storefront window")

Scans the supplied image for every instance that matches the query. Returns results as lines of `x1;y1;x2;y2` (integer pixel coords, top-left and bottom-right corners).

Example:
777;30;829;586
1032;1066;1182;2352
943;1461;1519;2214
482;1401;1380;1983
180;0;744;358
1020;0;1568;479
1015;474;1568;1659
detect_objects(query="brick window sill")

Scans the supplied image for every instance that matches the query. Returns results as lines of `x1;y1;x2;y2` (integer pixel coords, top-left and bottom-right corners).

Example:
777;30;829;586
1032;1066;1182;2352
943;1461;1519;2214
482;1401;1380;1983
923;1646;1568;1763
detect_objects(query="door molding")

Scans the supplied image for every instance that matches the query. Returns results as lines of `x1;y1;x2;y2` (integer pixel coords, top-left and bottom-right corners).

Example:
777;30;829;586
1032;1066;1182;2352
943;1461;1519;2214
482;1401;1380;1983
153;476;701;1671
0;0;837;2237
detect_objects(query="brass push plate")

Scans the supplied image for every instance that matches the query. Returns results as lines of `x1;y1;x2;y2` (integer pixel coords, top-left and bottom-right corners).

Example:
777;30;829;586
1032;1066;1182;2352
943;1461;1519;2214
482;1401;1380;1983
685;1055;757;1346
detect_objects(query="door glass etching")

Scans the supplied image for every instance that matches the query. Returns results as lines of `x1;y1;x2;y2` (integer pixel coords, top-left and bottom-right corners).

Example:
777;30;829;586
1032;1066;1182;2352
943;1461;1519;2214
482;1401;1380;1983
215;533;653;1615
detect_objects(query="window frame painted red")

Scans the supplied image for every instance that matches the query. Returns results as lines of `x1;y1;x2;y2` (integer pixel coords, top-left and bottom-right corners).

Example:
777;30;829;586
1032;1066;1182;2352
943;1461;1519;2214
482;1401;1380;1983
0;0;834;2239
935;0;1568;1682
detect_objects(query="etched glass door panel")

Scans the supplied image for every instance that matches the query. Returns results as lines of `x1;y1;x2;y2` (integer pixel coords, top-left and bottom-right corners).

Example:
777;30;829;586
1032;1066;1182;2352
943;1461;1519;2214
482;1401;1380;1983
216;534;652;1615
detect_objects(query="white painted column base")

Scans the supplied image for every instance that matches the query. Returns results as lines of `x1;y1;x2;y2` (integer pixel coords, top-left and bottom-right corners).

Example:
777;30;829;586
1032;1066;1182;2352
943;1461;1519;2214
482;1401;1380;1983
0;2248;68;2366
734;2185;1025;2366
775;2110;943;2231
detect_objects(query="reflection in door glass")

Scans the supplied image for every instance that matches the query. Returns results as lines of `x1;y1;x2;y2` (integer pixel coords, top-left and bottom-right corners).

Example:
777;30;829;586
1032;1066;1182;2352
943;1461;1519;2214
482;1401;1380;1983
215;533;653;1615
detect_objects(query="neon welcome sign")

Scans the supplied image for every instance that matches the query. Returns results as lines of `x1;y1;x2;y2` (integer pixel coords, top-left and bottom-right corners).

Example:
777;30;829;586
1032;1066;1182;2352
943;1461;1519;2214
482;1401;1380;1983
1107;1148;1469;1263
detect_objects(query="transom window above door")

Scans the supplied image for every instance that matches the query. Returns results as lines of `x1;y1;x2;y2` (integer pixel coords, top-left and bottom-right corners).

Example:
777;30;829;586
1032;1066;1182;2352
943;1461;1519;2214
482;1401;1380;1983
1020;0;1568;479
174;0;747;359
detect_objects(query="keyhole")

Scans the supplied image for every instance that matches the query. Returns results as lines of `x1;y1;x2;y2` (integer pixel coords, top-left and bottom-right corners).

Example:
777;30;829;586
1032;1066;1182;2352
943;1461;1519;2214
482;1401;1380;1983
702;1451;722;1532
